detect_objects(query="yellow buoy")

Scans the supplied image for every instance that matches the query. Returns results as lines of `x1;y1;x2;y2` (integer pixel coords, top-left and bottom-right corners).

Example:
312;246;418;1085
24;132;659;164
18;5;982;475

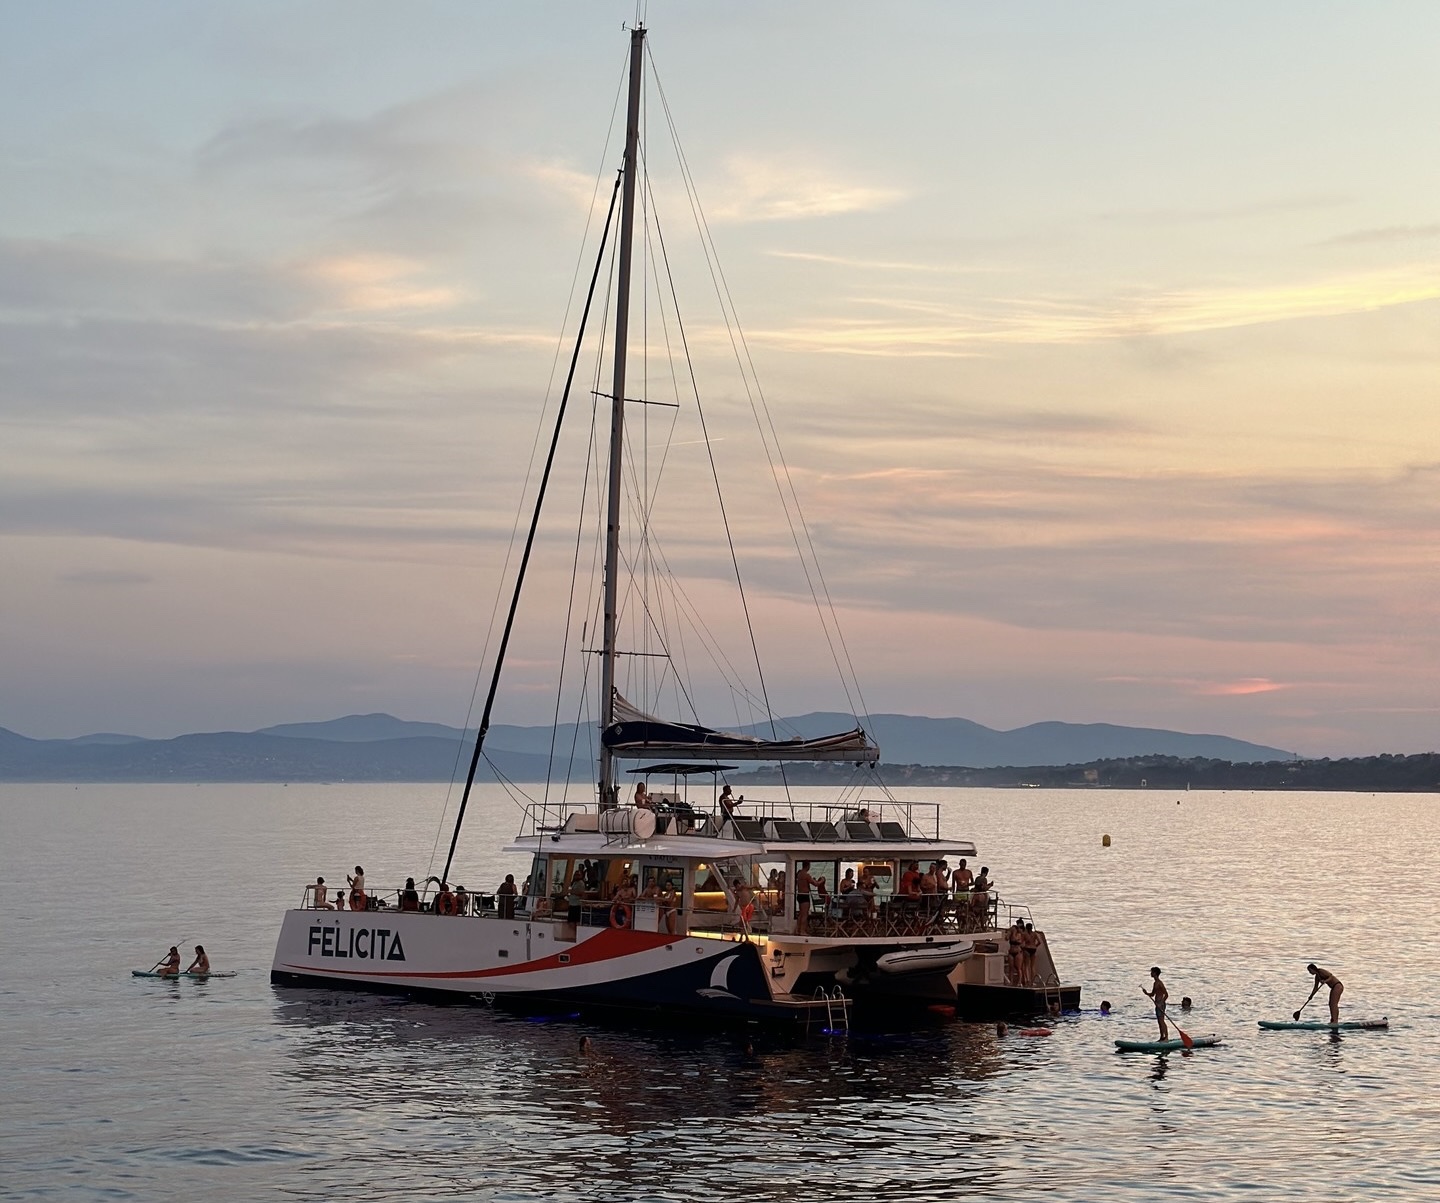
1102;834;1112;847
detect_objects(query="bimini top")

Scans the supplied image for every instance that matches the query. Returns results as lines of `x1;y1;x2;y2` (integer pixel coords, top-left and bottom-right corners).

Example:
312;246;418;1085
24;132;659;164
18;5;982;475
604;694;879;764
627;763;737;776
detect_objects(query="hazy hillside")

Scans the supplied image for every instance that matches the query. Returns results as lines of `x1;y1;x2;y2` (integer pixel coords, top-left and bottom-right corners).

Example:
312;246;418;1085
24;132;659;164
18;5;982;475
0;711;1294;782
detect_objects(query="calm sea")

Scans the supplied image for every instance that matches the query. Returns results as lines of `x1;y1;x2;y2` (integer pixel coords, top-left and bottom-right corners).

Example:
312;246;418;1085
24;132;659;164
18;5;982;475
1;783;1436;1201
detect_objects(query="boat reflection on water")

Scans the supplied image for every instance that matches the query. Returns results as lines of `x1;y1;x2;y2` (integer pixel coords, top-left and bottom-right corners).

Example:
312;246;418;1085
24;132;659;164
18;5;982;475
272;991;1011;1137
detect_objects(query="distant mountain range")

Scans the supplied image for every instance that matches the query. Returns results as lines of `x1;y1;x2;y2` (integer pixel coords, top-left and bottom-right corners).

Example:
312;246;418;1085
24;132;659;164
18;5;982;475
0;712;1293;782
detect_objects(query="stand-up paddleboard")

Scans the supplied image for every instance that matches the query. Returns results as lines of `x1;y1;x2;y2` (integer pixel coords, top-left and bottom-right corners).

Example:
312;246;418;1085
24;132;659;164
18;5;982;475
1115;1034;1221;1052
1257;1018;1387;1031
131;970;237;979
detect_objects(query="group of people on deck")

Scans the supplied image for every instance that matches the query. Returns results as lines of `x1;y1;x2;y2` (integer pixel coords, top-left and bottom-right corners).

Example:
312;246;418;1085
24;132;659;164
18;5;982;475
304;867;520;918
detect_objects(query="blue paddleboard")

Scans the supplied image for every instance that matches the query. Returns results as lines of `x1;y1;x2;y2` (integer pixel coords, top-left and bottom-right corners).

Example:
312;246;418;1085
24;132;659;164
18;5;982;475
1115;1034;1221;1052
1257;1018;1387;1031
131;970;236;979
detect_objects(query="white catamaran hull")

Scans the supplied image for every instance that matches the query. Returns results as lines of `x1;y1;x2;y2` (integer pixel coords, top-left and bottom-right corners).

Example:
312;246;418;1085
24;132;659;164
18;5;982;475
270;910;827;1023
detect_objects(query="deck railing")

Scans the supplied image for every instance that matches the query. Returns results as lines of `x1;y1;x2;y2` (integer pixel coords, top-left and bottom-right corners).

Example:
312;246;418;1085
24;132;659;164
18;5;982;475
516;796;952;844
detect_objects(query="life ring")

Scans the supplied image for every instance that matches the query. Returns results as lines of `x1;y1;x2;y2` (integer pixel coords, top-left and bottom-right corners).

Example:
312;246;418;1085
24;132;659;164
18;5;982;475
437;893;457;916
610;902;632;929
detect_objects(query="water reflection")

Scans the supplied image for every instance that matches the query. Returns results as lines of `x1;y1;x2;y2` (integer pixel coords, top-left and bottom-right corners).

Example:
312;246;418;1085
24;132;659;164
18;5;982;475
271;989;1011;1138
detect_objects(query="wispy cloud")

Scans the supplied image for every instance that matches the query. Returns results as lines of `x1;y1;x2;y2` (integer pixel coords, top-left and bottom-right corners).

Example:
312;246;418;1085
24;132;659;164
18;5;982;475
748;263;1440;355
57;569;153;587
1319;223;1440;247
708;154;905;222
767;250;1003;275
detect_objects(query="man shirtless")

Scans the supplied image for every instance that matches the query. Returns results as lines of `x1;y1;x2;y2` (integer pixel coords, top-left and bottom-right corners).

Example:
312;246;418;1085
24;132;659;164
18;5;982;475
1304;963;1344;1024
1142;966;1170;1040
794;862;816;934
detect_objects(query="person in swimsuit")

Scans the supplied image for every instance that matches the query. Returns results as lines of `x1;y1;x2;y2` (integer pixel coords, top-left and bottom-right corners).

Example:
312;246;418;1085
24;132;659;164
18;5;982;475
157;946;181;977
312;877;333;909
1007;919;1026;983
1142;966;1170;1040
347;865;365;910
185;945;210;975
951;858;974;894
1023;922;1041;986
658;879;679;934
1305;963;1344;1023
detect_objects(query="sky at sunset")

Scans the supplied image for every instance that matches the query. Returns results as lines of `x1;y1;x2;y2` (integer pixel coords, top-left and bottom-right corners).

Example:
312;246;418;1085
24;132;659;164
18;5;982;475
3;2;1438;757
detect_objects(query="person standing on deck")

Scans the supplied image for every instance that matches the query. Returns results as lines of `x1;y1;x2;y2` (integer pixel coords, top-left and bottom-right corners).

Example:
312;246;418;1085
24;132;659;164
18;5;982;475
1142;966;1170;1041
795;862;816;934
1304;963;1344;1023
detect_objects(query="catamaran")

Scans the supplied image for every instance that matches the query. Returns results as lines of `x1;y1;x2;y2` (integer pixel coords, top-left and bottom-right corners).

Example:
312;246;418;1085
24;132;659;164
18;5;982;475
271;25;1080;1026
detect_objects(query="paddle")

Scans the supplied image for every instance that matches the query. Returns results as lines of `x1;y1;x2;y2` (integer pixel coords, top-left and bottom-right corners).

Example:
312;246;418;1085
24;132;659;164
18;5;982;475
1292;994;1314;1022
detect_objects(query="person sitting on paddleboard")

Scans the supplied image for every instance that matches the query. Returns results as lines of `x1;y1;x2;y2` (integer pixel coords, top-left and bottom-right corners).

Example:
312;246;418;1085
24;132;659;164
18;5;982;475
158;946;181;977
1142;966;1170;1040
185;945;209;975
1305;963;1344;1024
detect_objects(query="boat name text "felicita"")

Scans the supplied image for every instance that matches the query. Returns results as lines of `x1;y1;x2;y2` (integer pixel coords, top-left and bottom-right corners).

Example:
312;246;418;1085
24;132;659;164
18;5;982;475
307;925;407;961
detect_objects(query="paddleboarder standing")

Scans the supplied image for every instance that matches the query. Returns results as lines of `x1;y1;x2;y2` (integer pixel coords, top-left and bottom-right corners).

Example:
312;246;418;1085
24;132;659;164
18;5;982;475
1304;963;1344;1024
1142;966;1170;1040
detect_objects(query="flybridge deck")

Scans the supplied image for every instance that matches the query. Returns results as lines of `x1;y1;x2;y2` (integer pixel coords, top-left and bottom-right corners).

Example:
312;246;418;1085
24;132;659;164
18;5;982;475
515;797;975;855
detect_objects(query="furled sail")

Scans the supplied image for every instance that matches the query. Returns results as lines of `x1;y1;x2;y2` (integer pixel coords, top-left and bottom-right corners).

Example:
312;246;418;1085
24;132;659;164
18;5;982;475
603;694;879;763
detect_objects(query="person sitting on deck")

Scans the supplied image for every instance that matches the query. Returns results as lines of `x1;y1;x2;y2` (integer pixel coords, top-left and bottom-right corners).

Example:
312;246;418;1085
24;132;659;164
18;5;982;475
453;884;470;916
434;882;456;916
185;945;210;975
399;877;421;912
334;893;346;911
311;877;333;909
497;874;518;919
633;782;654;809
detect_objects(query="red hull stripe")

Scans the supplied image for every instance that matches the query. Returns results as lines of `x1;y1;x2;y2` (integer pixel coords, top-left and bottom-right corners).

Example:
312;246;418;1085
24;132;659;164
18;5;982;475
283;927;692;981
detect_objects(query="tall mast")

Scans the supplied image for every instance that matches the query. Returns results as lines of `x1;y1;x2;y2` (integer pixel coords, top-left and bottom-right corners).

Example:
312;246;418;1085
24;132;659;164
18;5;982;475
599;25;646;808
